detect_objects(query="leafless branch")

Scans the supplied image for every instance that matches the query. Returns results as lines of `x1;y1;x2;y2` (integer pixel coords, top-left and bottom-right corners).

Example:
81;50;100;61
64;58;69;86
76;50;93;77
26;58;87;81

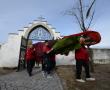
79;0;86;31
86;0;96;18
87;10;95;30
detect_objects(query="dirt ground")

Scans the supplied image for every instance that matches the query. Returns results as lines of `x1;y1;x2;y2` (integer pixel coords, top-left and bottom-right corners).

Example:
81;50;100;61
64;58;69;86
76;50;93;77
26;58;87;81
56;64;110;90
0;68;16;76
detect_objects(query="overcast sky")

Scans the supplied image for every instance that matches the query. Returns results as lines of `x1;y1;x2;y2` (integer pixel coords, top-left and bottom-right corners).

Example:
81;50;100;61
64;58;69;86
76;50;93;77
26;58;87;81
0;0;110;48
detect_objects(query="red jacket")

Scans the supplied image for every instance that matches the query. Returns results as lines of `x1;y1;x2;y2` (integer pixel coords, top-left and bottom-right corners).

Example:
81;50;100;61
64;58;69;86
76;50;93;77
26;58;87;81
75;46;89;62
25;47;35;61
33;42;45;63
33;42;44;57
43;45;51;53
43;45;56;61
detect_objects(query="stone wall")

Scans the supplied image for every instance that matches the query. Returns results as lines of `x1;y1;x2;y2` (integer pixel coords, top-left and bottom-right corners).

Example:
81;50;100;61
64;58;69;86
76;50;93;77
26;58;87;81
56;48;110;65
0;44;110;67
0;34;21;67
92;48;110;64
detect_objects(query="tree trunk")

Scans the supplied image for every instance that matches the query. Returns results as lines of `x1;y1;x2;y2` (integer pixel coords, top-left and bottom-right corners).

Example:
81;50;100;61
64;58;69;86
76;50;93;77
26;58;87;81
88;46;94;72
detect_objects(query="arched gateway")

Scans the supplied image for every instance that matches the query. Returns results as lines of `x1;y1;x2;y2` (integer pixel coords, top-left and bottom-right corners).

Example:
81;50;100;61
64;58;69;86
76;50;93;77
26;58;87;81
0;18;60;68
17;18;61;71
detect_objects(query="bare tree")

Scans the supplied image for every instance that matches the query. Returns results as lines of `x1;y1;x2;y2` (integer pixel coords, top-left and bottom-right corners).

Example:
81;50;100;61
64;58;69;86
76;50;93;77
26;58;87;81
65;0;96;31
65;0;96;72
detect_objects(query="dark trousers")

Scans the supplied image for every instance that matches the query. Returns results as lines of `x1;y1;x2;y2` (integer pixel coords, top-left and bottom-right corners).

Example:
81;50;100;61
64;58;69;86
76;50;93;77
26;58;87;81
76;60;90;79
26;59;35;76
42;54;52;74
51;60;56;70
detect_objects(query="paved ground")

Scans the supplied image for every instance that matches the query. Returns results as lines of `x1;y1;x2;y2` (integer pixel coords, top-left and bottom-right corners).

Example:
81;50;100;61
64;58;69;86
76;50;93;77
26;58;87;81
0;68;63;90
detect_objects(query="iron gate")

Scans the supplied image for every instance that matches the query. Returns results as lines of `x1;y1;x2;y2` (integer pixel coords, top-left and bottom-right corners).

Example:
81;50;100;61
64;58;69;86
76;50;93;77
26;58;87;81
17;36;27;71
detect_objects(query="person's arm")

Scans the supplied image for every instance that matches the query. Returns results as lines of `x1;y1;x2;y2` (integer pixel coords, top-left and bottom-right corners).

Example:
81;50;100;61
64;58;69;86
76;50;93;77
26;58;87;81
84;41;97;45
47;48;53;54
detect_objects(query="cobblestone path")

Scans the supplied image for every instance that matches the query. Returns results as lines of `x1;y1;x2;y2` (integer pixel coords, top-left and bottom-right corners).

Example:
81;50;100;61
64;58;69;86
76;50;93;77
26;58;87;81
0;68;63;90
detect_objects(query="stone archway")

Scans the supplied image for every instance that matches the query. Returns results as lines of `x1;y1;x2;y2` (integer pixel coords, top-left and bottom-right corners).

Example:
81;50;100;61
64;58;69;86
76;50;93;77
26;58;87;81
23;21;56;40
17;20;59;71
28;25;54;41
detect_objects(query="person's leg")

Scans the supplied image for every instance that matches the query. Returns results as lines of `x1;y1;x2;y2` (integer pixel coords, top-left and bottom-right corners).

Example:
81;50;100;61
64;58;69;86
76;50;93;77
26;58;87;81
83;61;91;78
42;59;46;71
51;55;56;71
35;58;40;67
76;60;83;79
31;59;35;69
27;61;32;76
46;59;53;78
26;61;30;73
42;55;48;76
76;60;85;82
37;61;40;67
49;60;56;74
46;59;51;74
28;59;35;76
41;59;46;77
52;60;56;70
83;61;95;81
